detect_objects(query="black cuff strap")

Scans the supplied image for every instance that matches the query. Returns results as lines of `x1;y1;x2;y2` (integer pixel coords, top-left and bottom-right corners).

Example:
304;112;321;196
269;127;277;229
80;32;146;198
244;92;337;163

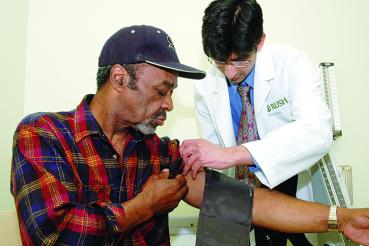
196;170;253;246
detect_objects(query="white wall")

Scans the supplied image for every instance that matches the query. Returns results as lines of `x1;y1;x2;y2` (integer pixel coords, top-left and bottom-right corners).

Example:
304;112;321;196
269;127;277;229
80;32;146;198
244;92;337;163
0;0;28;211
0;1;28;244
1;0;368;240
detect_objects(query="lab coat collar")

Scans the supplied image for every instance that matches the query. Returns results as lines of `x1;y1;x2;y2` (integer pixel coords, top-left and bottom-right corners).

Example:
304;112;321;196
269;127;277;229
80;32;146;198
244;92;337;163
253;48;275;115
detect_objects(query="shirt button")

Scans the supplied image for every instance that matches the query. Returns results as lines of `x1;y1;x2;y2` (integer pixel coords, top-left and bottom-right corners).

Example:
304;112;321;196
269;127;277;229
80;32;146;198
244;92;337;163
112;154;118;160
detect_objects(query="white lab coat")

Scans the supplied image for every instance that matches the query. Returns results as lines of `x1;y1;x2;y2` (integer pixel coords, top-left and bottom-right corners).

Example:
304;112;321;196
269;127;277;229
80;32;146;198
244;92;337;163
194;43;333;192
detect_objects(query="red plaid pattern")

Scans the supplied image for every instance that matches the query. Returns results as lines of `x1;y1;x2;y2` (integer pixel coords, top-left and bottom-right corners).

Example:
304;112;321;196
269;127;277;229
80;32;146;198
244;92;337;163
11;95;183;245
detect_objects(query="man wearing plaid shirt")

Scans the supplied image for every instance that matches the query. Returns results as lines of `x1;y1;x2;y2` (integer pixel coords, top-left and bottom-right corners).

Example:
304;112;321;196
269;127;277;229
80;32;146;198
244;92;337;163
11;25;369;246
11;25;206;246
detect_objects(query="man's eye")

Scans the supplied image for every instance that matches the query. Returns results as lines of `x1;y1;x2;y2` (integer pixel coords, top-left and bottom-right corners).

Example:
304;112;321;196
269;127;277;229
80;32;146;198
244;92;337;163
157;90;166;96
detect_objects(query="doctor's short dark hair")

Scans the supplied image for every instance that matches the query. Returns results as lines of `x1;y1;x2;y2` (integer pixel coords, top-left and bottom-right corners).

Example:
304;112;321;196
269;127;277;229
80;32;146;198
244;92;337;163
96;64;142;90
202;0;263;61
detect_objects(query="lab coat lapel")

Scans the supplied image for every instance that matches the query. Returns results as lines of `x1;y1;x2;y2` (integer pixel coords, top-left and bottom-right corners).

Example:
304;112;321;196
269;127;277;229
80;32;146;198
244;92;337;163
213;71;237;147
254;50;274;116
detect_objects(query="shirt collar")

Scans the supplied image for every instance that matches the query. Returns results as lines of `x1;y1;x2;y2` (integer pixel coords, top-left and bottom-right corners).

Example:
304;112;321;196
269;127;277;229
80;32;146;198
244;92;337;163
240;65;256;88
74;94;101;142
73;94;148;143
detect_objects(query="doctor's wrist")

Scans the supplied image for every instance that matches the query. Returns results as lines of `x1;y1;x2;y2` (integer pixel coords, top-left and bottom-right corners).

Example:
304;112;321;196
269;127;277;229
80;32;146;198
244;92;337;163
227;145;254;167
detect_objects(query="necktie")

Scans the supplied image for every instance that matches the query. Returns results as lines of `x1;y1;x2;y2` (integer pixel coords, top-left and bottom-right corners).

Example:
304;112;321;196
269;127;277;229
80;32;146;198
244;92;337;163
236;85;261;187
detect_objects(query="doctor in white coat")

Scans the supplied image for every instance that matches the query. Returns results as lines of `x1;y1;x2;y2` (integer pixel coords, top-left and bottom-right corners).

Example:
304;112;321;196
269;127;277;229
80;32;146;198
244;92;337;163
184;42;332;189
180;0;332;245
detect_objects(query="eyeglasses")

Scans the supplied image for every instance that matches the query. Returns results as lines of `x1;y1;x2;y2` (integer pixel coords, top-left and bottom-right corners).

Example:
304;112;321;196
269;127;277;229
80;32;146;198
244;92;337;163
208;53;256;68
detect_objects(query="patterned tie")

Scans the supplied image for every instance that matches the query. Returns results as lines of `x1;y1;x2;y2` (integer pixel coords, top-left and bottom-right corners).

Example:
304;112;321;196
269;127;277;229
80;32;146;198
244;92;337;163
236;85;261;187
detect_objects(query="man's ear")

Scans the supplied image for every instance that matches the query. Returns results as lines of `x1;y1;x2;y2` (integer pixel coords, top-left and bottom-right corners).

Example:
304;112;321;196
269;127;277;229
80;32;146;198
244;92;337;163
109;64;129;90
257;33;266;52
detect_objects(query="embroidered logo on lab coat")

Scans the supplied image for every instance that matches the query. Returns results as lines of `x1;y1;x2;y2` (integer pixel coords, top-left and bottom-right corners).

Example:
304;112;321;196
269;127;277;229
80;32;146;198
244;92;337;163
267;97;289;112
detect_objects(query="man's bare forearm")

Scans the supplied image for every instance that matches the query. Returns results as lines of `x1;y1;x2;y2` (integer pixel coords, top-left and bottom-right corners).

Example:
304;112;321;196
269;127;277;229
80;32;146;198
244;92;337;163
184;171;330;233
122;194;155;233
253;188;329;233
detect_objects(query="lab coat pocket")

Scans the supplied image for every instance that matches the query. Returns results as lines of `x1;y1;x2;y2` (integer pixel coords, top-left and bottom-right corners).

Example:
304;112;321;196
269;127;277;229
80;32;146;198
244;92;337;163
266;98;293;128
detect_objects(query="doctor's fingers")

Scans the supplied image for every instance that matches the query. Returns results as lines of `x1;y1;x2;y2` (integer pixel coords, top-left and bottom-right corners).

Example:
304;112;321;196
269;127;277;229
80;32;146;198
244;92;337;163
190;161;204;180
182;163;190;176
186;155;203;180
180;139;197;148
183;162;201;180
180;146;195;167
181;143;204;159
190;163;203;180
181;139;198;147
182;154;201;176
179;140;197;156
180;139;205;153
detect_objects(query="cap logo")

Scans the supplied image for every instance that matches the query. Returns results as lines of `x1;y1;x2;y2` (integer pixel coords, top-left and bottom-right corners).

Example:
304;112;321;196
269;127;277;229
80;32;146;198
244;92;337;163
167;36;175;51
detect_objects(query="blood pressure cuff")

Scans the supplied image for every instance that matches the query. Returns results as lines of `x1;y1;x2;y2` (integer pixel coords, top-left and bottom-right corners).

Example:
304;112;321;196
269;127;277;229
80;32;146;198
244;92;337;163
196;169;253;246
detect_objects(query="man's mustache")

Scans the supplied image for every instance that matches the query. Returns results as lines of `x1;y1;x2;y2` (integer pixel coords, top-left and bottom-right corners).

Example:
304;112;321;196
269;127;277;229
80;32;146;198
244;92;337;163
152;111;166;120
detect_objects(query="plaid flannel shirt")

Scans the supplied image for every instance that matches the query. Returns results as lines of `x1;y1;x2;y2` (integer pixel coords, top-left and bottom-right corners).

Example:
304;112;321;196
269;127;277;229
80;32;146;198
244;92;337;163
11;95;183;246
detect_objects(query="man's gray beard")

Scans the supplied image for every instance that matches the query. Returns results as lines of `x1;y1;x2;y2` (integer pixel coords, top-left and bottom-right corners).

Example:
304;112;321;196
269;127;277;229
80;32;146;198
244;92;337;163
133;111;166;135
133;121;157;135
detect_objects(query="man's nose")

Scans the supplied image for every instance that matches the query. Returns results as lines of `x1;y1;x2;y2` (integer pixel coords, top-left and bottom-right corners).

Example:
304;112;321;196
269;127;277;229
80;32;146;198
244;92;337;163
224;65;237;79
162;94;173;112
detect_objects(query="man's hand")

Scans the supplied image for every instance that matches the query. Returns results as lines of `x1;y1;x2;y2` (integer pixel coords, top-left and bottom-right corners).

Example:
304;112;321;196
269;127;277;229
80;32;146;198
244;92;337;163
139;169;189;215
180;139;253;179
339;207;369;245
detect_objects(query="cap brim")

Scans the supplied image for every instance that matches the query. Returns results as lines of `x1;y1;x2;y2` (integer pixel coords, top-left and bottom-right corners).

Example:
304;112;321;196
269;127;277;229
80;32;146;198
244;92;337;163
145;61;206;80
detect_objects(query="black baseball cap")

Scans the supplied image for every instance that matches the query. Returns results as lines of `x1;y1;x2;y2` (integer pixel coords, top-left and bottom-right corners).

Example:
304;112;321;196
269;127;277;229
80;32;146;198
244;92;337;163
98;25;206;80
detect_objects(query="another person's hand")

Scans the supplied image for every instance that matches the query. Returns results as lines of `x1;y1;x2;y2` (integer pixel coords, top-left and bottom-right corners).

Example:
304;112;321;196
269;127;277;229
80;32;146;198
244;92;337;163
339;207;369;245
140;169;188;215
180;139;251;179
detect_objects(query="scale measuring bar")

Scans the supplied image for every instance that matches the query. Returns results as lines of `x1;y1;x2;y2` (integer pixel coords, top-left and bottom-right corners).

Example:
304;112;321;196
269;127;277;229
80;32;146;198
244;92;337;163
310;62;356;246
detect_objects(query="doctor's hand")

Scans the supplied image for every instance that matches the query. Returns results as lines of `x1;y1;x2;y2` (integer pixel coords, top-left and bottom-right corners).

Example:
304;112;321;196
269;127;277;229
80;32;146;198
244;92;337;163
180;139;253;179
